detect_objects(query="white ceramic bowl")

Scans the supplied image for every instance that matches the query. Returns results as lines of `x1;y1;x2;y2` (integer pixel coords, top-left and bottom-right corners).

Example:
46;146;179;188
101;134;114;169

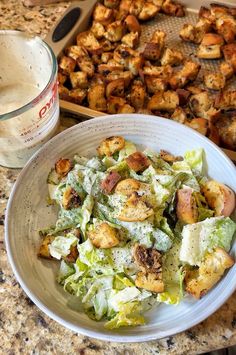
5;114;236;342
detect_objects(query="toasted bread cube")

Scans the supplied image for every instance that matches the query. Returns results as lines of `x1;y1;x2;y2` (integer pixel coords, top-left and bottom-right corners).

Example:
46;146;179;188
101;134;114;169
189;91;213;119
38;235;55;259
219;61;234;80
91;21;105;39
169;61;201;89
176;188;198;224
59;56;76;76
130;81;146;110
128;56;144;76
143;42;162;61
138;3;160;21
98;63;124;75
88;84;107;112
185;248;234;299
55;158;72;177
105;20;124;42
186;85;203;95
210;3;231;19
104;0;120;9
133;244;162;273
135;272;164;292
185;118;208;136
124;14;141;34
101;52;113;63
222;43;236;72
176;89;190;106
117;192;154;221
118;0;133;16
160;149;183;163
107;96;127;114
151;29;166;46
148;90;179;112
121;32;139;48
62;187;81;210
171;107;187;124
101;171;122;194
115;178;143;196
161;0;185;17
161;48;184;66
66;45;89;61
106;70;133;88
99;38;117;52
204;72;225;90
207;122;220;145
93;3;114;25
201;180;235;217
58;85;70;101
126;151;151;172
145;76;167;93
64;245;79;264
58;72;67;85
216;17;236;44
106;78;125;98
97;136;125;157
180;24;199;44
113;45;138;65
197;33;224;59
70;71;88;89
129;0;144;17
68;88;87;105
215;113;236;150
77;57;95;78
215;90;236;110
77;31;102;55
142;64;173;78
118;104;135;113
88;222;119;249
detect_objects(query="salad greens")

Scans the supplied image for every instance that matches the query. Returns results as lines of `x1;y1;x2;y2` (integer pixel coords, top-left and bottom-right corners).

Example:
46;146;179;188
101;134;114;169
38;137;235;329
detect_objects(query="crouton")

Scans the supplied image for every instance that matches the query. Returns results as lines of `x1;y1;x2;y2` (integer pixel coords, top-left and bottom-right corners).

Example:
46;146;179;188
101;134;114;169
197;33;224;59
130;81;146;110
97;136;125;157
179;19;211;45
98;62;124;75
115;178;149;196
38;235;55;259
185;118;208;136
58;85;70;101
160;149;183;163
117;192;154;221
101;52;113;63
77;58;95;78
201;180;235;217
62;187;81;210
106;79;125;98
104;0;120;9
121;32;139;48
186;85;204;95
189;91;213;118
215;112;236;150
105;20;124;42
185;248;234;299
129;0;144;17
58;72;67;85
145;76;167;93
215;90;236;110
210;3;231;19
176;188;198;224
66;45;89;61
88;222;119;248
207;122;220;145
88;84;107;112
148;90;179;112
169;61;201;89
133;244;162;273
128;56;144;76
77;31;102;55
176;89;190;106
215;16;236;44
142;65;173;78
99;38;117;52
118;104;136;113
161;0;185;17
124;15;141;35
68;88;87;105
107;96;127;114
93;3;114;25
151;29;166;47
219;61;234;80
161;48;184;66
143;42;162;61
135;271;164;293
118;0;133;18
204;72;225;90
70;71;88;89
91;21;105;39
106;70;133;88
55;158;72;177
59;56;76;76
113;45;138;65
222;43;236;71
138;2;160;21
64;245;79;264
171;107;187;124
101;171;122;194
126;151;151;172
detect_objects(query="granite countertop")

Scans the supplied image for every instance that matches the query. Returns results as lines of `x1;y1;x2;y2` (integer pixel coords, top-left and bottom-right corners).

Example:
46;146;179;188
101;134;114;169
0;1;236;354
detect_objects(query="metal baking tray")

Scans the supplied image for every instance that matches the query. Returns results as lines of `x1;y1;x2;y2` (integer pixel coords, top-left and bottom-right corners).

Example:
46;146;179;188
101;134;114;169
45;0;236;161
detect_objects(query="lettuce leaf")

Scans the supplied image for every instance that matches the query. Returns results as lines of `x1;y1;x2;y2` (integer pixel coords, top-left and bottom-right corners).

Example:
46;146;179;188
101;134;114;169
118;141;137;161
184;148;204;175
105;301;145;329
80;195;94;237
49;233;78;260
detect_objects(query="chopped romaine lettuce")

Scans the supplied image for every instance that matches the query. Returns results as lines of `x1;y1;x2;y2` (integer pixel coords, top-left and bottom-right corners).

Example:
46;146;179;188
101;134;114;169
49;233;78;260
105;301;145;329
184;148;204;175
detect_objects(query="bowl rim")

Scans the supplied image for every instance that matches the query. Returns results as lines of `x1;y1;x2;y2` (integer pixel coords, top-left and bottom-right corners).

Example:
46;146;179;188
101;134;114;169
5;114;236;342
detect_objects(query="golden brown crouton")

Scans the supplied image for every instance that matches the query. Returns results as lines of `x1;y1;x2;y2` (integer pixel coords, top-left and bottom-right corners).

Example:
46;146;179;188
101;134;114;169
58;72;67;85
70;71;88;89
169;61;201;89
77;31;102;55
124;14;141;35
185;118;208;136
219;61;234;80
101;52;114;63
151;29;166;47
180;18;212;44
133;244;162;273
143;42;162;61
126;151;151;172
62;187;81;210
210;3;231;19
104;0;120;9
161;0;185;17
203;72;225;91
115;178;145;196
135;271;164;293
121;32;139;48
59;56;76;76
161;48;184;66
127;56;144;76
97;136;125;157
91;21;105;39
171;107;187;124
201;180;235;217
129;0;144;17
160;149;183;163
176;188;198;224
99;38;117;52
148;90;179;112
215;16;236;44
88;222;119;249
118;104;136;113
105;20;124;42
145;76;167;93
117;192;154;221
68;88;87;105
107;96;127;114
176;89;191;106
118;0;133;18
106;79;125;98
185;248;234;299
106;70;133;88
55;158;72;177
215;90;236;110
130;81;146;110
58;85;70;101
197;33;224;59
93;3;114;25
142;65;173;78
98;62;124;75
63;245;79;264
88;84;107;112
66;45;89;61
38;235;55;259
189;91;213;119
77;58;95;78
222;43;236;71
101;171;122;194
138;2;160;21
215;112;236;150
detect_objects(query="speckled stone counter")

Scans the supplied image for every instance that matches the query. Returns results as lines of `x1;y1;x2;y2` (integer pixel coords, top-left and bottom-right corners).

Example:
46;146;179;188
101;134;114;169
0;1;236;354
